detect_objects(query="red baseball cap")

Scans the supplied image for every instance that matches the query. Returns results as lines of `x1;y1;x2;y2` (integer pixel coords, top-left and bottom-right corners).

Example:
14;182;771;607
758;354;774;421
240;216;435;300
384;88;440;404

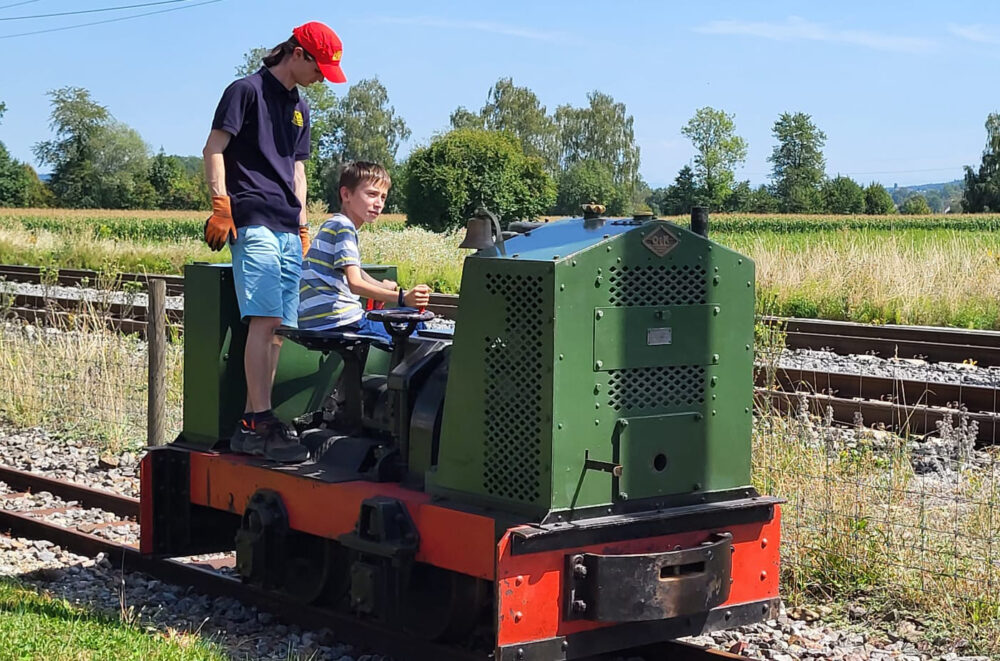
292;21;346;84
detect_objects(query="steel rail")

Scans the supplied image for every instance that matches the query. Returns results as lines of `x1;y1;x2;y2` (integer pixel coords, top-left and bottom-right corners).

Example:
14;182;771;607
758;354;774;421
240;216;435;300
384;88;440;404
0;264;185;295
756;367;1000;443
0;467;755;661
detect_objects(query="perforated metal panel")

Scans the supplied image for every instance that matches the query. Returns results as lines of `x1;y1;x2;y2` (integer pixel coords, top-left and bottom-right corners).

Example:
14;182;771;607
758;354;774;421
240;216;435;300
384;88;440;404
482;273;544;503
607;264;707;306
607;366;706;413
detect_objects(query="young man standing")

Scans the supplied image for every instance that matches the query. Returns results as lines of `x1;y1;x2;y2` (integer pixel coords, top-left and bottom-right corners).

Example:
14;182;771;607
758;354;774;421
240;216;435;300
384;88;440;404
202;21;346;463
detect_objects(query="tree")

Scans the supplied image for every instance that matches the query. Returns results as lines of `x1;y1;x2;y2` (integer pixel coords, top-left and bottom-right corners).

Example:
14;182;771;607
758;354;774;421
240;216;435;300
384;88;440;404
89;120;155;208
451;79;560;173
680;107;747;209
962;113;1000;212
555;159;622;215
821;175;865;214
863;182;896;214
0;142;33;207
149;150;206;209
32;87;109;207
900;194;932;215
449;106;482;131
747;184;780;213
555;91;640;187
404;129;556;232
648;166;701;216
769;112;826;213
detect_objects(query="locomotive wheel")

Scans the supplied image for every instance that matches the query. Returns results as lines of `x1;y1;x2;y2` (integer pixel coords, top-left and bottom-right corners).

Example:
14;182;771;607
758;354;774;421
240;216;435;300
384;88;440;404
281;534;349;605
400;563;487;642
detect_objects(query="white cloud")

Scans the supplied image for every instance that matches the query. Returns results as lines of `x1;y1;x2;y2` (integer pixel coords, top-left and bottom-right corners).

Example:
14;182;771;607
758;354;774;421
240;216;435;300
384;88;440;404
361;16;566;42
694;16;934;54
948;23;1000;45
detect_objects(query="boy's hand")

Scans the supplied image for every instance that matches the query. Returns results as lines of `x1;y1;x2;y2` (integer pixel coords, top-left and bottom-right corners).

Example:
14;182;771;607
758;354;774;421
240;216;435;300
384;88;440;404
299;224;311;256
204;195;236;251
403;284;431;308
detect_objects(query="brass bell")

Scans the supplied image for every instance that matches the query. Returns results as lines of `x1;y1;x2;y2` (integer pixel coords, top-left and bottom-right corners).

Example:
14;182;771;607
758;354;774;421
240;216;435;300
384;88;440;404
459;204;507;255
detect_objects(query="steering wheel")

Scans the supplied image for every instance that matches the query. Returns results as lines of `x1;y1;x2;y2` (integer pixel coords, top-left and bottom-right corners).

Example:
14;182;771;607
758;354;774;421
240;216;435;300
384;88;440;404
366;307;436;340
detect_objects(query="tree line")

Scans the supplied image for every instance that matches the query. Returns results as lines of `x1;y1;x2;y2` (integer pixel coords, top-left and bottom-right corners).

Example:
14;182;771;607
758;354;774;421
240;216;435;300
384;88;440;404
0;52;990;221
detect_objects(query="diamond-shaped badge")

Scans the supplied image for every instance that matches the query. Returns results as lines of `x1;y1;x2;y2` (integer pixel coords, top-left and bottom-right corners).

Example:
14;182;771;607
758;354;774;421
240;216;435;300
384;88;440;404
642;226;678;257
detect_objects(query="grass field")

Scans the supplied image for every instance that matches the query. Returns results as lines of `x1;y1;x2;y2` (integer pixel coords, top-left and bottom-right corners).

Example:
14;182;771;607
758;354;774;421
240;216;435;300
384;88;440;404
2;209;1000;325
0;577;225;660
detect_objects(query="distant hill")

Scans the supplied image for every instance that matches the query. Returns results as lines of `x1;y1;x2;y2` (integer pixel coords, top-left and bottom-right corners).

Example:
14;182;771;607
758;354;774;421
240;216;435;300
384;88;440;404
890;179;964;213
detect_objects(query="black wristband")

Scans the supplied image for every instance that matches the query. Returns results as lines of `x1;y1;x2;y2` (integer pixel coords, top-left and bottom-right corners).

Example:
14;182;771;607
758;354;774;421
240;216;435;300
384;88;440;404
398;288;405;306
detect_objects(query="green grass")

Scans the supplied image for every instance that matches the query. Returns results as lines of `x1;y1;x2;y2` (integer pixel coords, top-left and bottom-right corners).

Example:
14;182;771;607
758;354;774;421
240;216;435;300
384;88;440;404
0;577;226;660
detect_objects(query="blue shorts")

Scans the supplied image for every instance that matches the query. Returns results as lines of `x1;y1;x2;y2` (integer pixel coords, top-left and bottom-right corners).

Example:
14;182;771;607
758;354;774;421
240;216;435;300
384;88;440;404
230;225;302;327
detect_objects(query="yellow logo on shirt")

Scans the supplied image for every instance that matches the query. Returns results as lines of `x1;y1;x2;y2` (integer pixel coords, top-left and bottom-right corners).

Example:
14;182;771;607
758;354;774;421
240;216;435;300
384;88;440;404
292;110;304;127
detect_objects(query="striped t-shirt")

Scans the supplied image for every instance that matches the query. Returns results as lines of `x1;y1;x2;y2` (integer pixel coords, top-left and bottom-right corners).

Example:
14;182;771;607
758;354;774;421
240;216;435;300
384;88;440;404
297;214;364;330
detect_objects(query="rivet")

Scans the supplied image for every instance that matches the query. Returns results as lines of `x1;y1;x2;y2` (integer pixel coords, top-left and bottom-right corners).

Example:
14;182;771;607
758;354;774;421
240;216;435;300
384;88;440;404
595;402;600;409
760;571;767;580
712;409;717;416
595;419;600;425
593;384;601;394
747;281;752;287
713;306;720;316
514;611;523;622
725;610;732;620
712;394;717;400
595;310;604;320
761;538;768;548
562;640;569;651
710;376;718;386
558;354;564;360
557;423;563;430
619;492;629;500
515;575;524;586
560;284;565;291
738;258;743;264
713;275;720;285
712;353;719;363
606;246;612;252
746;344;751;351
745;407;750;413
517;648;525;660
572;260;577;266
595;360;603;369
693;482;701;490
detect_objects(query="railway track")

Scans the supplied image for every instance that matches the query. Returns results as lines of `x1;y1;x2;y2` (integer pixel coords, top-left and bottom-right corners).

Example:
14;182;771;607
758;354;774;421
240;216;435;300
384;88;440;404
0;465;748;661
4;264;1000;442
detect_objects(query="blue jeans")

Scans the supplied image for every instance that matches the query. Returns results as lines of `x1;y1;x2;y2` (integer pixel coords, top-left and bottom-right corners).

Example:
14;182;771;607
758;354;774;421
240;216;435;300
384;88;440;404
351;315;426;343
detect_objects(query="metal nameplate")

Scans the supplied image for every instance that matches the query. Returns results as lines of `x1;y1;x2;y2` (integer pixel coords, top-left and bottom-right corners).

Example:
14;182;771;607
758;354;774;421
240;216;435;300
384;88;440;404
646;327;672;345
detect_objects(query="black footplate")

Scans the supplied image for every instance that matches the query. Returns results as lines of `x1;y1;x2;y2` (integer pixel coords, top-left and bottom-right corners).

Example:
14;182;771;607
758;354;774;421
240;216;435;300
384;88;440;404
563;532;733;622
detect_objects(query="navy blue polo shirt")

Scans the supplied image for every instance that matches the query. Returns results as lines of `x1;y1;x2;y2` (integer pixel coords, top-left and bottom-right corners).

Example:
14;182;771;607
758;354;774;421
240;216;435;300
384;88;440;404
211;68;311;233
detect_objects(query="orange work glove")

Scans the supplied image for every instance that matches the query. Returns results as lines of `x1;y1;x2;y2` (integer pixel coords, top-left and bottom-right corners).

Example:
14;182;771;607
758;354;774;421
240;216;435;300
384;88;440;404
203;195;236;251
299;224;311;256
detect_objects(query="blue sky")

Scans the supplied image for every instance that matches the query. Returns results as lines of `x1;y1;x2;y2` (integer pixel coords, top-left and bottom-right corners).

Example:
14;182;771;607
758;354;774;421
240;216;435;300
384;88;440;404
1;0;998;188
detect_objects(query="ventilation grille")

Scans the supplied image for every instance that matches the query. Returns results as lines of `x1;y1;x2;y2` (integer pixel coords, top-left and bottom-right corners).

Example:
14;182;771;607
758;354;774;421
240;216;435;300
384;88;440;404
608;264;707;306
482;274;544;503
608;366;706;413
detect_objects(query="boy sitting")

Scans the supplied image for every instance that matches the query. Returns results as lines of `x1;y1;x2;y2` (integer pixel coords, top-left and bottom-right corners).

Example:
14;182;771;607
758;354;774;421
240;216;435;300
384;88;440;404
298;161;431;340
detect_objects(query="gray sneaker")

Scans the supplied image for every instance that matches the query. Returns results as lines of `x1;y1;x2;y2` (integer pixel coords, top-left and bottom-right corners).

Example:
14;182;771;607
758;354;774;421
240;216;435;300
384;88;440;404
254;417;308;464
229;419;253;453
